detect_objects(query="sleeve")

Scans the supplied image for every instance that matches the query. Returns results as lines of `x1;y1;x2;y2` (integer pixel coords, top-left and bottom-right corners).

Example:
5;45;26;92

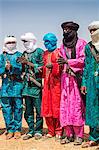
11;52;23;75
0;54;5;75
68;41;86;73
33;48;44;74
42;52;47;78
81;45;90;87
52;63;62;76
11;66;22;75
51;49;62;76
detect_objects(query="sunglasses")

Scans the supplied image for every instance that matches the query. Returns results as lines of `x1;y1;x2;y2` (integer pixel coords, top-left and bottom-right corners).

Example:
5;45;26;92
90;28;97;33
7;35;15;37
22;40;28;43
6;41;16;44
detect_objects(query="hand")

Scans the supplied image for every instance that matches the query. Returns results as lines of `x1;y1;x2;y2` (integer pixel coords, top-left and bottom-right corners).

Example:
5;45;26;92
57;57;68;64
38;66;43;72
46;63;53;69
5;61;12;70
17;56;27;64
3;74;7;78
96;54;99;62
66;65;70;73
81;86;87;95
0;76;2;88
21;72;26;79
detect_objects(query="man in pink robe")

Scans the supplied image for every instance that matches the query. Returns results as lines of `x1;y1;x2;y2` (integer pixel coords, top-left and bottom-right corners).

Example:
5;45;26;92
58;21;87;145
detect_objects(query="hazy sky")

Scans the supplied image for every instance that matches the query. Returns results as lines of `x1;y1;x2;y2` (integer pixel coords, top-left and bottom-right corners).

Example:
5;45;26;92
0;0;99;52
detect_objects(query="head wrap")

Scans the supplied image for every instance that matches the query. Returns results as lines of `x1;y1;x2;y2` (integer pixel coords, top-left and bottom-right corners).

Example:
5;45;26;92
4;36;17;54
88;21;99;31
88;21;99;52
4;36;17;44
21;32;37;53
61;21;79;58
61;21;79;31
43;33;57;52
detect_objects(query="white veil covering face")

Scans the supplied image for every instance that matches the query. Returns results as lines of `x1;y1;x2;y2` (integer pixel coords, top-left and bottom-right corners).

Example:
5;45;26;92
3;36;17;54
88;21;99;52
21;32;37;53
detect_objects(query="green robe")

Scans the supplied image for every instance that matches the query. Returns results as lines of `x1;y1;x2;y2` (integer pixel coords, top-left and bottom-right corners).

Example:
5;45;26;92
82;42;99;129
22;48;44;98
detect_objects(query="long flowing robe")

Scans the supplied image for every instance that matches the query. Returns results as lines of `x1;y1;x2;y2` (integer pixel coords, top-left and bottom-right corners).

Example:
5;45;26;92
0;51;23;97
82;42;99;129
41;48;61;118
22;48;44;98
60;38;87;127
0;51;23;133
22;48;44;135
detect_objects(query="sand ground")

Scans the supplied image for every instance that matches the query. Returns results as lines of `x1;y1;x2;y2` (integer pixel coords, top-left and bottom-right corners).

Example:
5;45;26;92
0;109;98;150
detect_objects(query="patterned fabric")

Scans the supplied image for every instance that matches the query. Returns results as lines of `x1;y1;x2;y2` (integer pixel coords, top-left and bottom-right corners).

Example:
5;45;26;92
0;51;23;133
64;125;84;138
24;96;43;135
22;48;44;135
60;38;87;127
1;97;23;132
89;127;99;142
22;48;44;98
0;51;23;97
82;42;99;128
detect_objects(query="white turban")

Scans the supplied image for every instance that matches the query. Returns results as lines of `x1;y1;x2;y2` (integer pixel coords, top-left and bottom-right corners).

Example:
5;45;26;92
4;36;17;44
88;21;99;31
3;36;17;54
88;21;99;52
21;32;37;53
21;32;37;42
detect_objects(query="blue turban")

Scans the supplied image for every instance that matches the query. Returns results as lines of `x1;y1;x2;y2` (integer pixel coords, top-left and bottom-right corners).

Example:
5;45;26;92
43;33;57;52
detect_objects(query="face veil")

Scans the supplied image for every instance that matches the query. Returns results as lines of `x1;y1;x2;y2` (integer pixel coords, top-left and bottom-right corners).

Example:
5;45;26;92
61;21;79;58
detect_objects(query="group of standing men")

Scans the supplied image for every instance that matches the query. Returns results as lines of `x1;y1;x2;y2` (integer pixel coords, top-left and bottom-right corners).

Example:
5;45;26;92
0;20;99;148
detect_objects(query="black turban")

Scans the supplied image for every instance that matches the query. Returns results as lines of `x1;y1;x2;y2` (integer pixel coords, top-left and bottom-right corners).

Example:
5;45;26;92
61;21;79;59
61;21;79;31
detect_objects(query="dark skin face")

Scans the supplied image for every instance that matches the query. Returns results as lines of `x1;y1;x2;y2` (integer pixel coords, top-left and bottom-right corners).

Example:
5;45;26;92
63;27;71;33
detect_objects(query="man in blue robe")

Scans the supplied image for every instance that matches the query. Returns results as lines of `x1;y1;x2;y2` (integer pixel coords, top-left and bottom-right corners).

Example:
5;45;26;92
0;36;23;140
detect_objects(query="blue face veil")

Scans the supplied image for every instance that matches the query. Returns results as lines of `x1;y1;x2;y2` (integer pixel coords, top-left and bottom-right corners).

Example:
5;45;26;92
43;33;57;52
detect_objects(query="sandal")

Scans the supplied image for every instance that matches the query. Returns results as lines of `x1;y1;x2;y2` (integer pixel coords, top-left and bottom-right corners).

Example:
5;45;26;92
14;132;21;139
23;134;33;140
45;133;53;138
74;137;83;145
82;141;98;148
55;134;61;142
34;133;42;140
6;132;14;140
43;133;53;140
60;137;70;144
